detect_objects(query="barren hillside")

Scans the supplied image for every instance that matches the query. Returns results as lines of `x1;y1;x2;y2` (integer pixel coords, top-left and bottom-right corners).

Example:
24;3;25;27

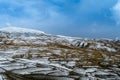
0;27;120;80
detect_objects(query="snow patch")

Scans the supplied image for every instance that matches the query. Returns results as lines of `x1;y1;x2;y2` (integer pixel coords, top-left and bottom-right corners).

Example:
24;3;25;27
0;27;45;34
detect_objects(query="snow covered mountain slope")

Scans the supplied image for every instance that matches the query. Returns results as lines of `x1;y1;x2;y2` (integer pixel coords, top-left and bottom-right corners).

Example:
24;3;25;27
0;27;120;80
0;27;119;52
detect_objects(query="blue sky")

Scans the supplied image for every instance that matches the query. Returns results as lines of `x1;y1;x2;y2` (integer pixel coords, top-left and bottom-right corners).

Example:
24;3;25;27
0;0;120;38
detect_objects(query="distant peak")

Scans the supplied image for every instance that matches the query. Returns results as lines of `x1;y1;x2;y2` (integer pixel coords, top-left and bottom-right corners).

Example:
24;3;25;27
0;26;45;34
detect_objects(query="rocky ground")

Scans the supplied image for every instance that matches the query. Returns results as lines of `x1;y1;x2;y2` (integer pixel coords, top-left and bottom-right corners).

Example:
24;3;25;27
0;27;120;80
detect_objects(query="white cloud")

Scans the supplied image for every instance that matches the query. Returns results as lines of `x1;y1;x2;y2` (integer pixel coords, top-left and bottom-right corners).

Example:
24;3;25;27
0;0;57;28
113;0;120;25
0;0;75;32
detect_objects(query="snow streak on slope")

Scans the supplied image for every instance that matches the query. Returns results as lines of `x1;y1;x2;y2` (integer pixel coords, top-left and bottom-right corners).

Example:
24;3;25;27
0;27;45;34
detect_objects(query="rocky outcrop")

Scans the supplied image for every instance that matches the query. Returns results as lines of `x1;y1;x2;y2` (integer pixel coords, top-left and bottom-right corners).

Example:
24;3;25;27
71;39;89;48
0;57;120;80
